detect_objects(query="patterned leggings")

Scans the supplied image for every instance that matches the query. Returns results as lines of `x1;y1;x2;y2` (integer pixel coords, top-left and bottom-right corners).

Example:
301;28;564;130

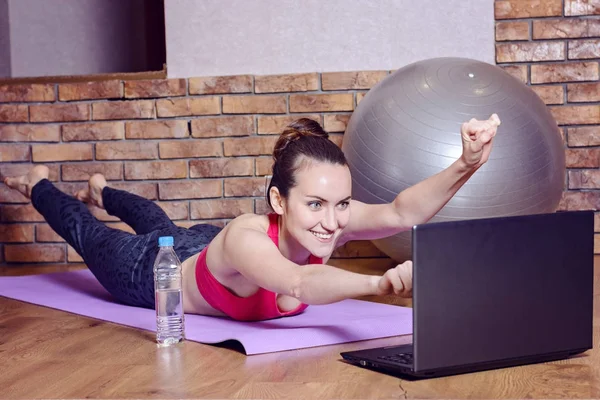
31;179;222;309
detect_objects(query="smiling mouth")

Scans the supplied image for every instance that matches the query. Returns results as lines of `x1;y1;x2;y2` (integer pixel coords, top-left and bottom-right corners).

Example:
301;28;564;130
310;230;334;240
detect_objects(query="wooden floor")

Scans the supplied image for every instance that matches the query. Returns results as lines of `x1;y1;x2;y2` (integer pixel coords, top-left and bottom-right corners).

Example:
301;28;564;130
1;258;600;399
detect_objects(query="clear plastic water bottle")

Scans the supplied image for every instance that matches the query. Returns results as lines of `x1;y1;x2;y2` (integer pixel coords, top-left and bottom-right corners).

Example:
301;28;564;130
153;236;185;346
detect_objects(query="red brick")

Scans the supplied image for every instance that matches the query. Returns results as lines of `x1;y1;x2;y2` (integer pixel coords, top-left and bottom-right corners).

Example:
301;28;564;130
159;139;222;159
190;199;253;219
533;19;600;39
30;104;90;123
191;116;254;138
566;148;600;167
329;134;344;148
356;92;367;105
62;122;125;141
224;177;267;197
1;204;44;222
158;180;222;200
124;161;188;180
257;115;321;134
289;94;354;112
569;170;600;189
568;126;600;146
0;84;55;103
0;164;59;181
189;158;253;178
32;143;93;162
0;185;29;203
0;125;60;142
501;65;528;83
92;100;155;120
95;141;158;160
558;191;600;210
0;104;28;122
36;224;64;242
110;182;158;200
567;83;600;102
4;244;65;263
0;144;29;161
324;114;352;133
255;73;318;93
156;97;220;117
68;245;84;262
254;198;271;215
531;62;599;83
189;75;253;95
495;21;530;41
565;0;600;16
0;224;34;243
157;201;189;220
560;127;567;145
124;79;186;98
53;182;87;196
496;42;564;63
223;137;278;157
126;120;189;139
255;157;273;176
495;0;562;19
550;105;600;125
321;71;388;90
61;162;123;181
568;39;600;59
223;95;287;114
531;85;564;105
59;81;122;101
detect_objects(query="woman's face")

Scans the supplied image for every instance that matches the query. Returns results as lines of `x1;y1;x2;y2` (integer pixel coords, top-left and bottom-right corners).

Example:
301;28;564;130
282;161;352;259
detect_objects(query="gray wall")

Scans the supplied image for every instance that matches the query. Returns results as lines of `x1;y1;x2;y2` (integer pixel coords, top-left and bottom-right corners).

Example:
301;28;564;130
8;0;150;77
0;0;10;77
165;0;495;78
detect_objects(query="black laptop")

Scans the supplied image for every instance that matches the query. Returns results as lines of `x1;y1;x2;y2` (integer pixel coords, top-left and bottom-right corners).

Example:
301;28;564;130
341;210;594;379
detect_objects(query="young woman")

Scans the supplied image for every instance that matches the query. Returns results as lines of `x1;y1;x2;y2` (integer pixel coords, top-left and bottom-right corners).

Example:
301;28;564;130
4;115;500;321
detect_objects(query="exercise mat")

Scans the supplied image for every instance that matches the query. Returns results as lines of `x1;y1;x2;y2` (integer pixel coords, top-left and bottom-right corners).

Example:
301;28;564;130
0;269;412;355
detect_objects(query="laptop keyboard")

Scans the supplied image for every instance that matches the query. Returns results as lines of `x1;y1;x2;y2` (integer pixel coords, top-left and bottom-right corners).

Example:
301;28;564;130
378;352;414;365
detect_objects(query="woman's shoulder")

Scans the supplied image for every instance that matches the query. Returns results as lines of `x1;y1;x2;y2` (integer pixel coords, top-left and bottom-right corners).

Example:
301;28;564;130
207;213;276;267
227;212;273;234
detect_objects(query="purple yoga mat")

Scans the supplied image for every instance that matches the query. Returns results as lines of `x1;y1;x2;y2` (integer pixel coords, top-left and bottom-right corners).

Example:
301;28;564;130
0;269;412;355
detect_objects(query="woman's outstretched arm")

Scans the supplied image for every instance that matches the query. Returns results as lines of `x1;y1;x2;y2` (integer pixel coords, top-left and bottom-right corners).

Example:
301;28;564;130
219;222;411;304
340;114;501;243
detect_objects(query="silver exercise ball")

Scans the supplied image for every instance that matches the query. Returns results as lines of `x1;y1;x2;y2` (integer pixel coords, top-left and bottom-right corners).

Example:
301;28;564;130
341;57;565;262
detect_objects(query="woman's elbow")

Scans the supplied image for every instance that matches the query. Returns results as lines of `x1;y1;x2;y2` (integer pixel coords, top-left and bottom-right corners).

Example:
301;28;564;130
288;270;320;304
288;272;305;302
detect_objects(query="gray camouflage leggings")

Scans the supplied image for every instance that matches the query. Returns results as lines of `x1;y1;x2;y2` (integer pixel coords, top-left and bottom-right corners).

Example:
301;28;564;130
31;179;222;308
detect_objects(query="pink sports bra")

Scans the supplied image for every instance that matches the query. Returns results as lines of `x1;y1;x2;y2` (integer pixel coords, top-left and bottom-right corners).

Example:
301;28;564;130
195;213;323;321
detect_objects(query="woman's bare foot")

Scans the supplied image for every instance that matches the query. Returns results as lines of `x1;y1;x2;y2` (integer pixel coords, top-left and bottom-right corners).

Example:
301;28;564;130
75;173;107;209
3;165;50;199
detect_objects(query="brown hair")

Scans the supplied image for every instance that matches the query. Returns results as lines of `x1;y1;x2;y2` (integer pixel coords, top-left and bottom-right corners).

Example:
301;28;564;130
266;118;348;209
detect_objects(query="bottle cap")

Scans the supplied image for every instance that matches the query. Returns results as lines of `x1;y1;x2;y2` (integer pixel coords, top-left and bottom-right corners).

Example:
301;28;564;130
158;236;174;247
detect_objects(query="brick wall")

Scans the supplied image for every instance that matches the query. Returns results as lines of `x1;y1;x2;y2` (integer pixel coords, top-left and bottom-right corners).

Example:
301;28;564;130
0;72;395;267
495;0;600;251
0;0;599;268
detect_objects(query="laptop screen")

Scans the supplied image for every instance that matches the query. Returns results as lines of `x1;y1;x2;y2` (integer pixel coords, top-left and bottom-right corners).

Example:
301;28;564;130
411;211;594;372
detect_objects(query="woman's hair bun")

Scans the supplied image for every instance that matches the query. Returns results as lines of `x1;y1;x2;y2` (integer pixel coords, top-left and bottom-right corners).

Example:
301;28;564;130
273;118;329;162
